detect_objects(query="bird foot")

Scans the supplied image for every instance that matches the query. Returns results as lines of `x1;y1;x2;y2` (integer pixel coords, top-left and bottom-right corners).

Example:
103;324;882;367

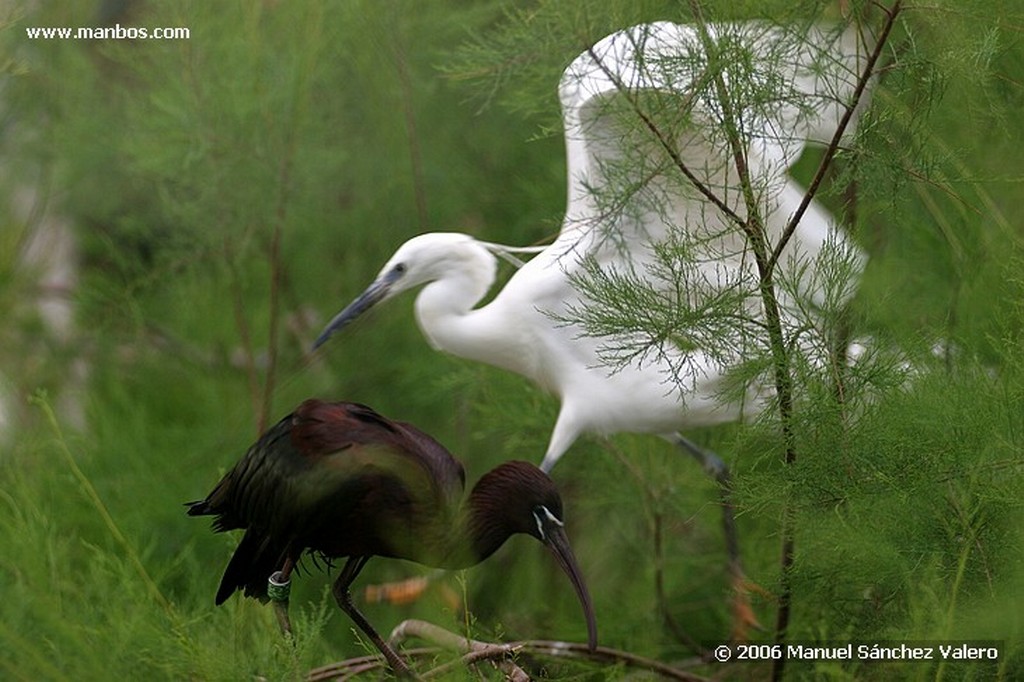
364;574;462;612
364;575;431;606
730;577;768;642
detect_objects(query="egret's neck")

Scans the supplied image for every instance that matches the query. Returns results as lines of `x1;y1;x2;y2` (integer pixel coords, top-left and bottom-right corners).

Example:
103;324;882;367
413;250;504;363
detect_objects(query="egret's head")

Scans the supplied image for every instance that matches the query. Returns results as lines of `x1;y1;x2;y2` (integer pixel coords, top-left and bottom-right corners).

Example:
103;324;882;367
313;232;493;350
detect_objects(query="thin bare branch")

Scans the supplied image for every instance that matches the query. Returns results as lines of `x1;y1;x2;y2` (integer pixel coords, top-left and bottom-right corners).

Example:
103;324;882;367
389;619;529;679
387;619;712;681
225;237;263;432
306;647;441;681
583;46;747;229
768;6;903;680
391;11;429;232
768;0;904;273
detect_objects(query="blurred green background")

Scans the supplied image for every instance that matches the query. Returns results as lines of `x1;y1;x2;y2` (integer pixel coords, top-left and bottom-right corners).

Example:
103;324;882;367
1;0;1022;679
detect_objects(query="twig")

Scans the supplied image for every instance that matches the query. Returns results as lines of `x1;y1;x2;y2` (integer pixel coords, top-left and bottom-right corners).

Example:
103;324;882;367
390;7;429;232
389;619;711;681
258;2;324;432
226;236;263;429
654;509;700;650
261;167;288;434
389;620;528;680
768;0;905;273
309;619;715;680
599;440;707;653
519;641;706;680
583;47;747;230
307;647;441;681
767;6;904;681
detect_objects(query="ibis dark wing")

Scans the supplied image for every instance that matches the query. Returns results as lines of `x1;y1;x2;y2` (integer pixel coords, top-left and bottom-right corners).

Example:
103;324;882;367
188;399;466;601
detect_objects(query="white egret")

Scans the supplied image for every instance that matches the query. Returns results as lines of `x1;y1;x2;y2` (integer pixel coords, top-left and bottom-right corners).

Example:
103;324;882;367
314;21;872;636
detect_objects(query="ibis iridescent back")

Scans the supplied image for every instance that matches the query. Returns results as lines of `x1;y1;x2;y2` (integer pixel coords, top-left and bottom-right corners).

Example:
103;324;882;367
188;399;597;675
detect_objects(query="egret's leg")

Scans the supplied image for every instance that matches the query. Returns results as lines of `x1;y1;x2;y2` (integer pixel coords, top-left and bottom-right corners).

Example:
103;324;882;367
670;435;740;571
668;433;758;639
332;556;418;679
538;410;581;474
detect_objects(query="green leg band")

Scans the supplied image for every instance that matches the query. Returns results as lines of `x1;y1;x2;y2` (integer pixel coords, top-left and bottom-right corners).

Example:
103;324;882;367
268;571;291;602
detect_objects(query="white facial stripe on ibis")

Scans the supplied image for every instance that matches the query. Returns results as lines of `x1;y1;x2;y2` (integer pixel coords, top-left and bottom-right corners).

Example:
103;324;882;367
533;505;563;540
541;505;563;527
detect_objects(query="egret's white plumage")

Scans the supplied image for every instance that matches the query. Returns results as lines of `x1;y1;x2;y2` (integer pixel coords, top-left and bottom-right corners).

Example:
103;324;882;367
315;21;875;638
315;22;874;637
317;21;871;473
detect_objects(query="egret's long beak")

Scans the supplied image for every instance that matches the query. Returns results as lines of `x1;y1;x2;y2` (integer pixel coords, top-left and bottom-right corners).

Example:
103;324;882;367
312;269;402;350
543;524;599;652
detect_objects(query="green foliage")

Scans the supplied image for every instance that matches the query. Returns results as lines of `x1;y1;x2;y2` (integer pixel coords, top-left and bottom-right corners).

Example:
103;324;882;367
1;0;1023;680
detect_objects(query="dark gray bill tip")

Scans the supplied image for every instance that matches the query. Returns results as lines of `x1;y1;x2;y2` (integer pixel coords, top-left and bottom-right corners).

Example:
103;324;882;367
311;273;398;351
312;321;340;350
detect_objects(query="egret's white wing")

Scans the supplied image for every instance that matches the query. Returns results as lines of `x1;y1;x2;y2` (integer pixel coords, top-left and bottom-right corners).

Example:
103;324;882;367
538;21;870;308
486;21;874;402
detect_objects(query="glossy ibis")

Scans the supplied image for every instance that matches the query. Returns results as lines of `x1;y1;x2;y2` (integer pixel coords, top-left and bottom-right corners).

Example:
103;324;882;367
187;399;597;676
312;22;872;635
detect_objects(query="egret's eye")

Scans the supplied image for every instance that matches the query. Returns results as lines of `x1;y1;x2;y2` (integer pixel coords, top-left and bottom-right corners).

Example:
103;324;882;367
393;263;407;274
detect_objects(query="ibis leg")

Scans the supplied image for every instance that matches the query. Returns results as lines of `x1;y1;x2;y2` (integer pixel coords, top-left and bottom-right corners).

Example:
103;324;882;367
332;556;417;679
268;558;295;638
670;433;759;640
